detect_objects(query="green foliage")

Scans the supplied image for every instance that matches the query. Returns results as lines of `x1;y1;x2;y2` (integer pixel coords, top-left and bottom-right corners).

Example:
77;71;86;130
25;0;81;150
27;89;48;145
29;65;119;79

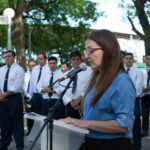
23;0;100;61
0;0;101;63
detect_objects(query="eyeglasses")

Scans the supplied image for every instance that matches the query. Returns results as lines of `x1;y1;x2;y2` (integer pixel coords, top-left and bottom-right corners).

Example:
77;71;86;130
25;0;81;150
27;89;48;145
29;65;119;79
85;47;103;56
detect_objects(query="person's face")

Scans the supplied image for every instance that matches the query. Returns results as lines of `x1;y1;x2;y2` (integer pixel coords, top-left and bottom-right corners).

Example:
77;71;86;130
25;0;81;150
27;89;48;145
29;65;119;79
48;60;57;71
4;52;15;65
145;55;150;67
37;54;46;66
61;64;68;73
29;61;36;71
124;55;134;68
70;56;82;68
85;39;104;70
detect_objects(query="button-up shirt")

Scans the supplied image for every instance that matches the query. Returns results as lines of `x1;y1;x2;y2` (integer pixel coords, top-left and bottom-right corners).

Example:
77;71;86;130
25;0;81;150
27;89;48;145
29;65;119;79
23;70;31;98
29;64;48;97
0;63;24;93
37;67;63;99
124;65;143;97
142;67;150;89
62;66;93;105
83;71;136;139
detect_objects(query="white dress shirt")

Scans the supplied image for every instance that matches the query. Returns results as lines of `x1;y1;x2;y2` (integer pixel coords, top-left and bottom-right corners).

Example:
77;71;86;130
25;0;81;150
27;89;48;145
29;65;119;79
0;63;24;93
62;66;93;105
29;64;49;97
124;65;143;97
23;70;31;98
142;67;150;88
37;67;63;99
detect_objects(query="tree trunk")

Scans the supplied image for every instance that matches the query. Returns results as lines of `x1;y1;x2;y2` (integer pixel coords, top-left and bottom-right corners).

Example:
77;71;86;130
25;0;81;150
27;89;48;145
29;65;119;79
134;0;150;55
13;16;26;69
13;0;26;70
144;31;150;55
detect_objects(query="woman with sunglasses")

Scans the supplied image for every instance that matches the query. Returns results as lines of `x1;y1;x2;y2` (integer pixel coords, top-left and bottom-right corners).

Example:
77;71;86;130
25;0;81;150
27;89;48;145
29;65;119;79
61;29;136;150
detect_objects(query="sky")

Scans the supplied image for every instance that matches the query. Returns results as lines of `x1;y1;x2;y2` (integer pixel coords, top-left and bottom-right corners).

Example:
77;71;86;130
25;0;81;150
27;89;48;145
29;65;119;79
90;0;145;63
90;0;138;34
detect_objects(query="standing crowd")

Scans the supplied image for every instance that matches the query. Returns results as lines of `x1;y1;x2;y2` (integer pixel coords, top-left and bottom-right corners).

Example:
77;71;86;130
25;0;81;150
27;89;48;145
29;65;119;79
0;29;150;150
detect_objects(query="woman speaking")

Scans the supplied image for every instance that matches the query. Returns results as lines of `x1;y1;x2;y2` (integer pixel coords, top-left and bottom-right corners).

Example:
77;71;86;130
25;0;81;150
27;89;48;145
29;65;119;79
62;29;136;150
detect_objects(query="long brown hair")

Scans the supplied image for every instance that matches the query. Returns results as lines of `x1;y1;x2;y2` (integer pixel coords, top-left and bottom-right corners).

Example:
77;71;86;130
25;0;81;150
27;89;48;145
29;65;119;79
85;29;124;106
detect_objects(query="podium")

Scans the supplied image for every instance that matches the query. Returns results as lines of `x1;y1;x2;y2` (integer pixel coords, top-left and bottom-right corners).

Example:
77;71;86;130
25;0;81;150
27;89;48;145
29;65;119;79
24;113;89;150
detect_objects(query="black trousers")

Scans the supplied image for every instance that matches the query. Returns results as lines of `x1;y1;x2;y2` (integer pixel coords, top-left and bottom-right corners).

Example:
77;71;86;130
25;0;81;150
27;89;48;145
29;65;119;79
30;93;43;115
41;98;65;119
141;95;150;134
132;98;141;150
79;137;133;150
65;103;81;119
24;96;33;134
0;93;24;149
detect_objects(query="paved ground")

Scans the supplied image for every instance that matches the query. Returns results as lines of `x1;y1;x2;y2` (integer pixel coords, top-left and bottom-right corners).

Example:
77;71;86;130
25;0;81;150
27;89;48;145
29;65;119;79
7;131;150;150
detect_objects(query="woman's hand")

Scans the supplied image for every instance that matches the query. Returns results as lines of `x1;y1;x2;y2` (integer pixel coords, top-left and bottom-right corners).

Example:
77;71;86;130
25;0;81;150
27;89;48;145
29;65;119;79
60;117;89;129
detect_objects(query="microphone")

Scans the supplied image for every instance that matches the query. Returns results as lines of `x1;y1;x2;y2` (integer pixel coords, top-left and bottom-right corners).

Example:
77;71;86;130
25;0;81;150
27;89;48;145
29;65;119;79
59;63;87;82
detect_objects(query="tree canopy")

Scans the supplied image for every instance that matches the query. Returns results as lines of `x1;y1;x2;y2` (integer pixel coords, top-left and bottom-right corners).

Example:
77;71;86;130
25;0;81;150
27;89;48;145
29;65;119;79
119;0;150;55
0;0;101;68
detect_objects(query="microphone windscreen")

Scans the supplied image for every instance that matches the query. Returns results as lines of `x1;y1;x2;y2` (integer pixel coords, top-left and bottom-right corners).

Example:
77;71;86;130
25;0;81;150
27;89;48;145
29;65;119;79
79;63;87;71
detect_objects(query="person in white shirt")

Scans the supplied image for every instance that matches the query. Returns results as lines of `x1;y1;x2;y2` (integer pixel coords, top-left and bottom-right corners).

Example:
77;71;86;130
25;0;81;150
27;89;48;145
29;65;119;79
141;53;150;137
60;61;69;74
63;51;92;119
29;53;48;115
124;52;143;150
37;56;65;118
23;60;36;100
0;50;25;150
23;59;36;135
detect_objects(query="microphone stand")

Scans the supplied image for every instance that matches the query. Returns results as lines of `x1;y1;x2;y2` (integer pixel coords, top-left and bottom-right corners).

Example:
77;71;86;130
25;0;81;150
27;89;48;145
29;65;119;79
29;76;75;150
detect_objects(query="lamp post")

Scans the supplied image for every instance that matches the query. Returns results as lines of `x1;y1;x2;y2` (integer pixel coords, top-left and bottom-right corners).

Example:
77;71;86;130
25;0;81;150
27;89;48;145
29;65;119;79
3;8;15;50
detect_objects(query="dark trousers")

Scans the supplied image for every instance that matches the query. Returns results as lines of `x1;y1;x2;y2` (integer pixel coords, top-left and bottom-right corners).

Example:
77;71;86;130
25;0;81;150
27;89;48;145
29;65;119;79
30;93;43;115
132;98;141;150
0;93;24;149
24;97;33;134
25;93;43;134
79;137;133;150
65;103;81;119
41;98;65;119
141;95;150;134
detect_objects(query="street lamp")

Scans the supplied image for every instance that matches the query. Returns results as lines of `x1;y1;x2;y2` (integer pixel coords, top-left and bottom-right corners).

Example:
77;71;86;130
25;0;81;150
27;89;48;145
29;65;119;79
3;8;15;50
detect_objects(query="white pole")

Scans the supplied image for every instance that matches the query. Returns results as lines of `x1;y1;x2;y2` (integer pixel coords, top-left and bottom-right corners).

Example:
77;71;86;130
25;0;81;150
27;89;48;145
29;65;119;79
3;8;15;50
7;17;12;50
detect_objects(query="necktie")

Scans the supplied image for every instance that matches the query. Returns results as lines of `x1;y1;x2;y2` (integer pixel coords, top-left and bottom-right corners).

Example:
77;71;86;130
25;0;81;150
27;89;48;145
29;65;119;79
72;74;77;94
27;81;30;93
126;68;130;74
27;72;31;93
3;65;11;92
48;72;53;97
37;67;42;83
147;69;150;88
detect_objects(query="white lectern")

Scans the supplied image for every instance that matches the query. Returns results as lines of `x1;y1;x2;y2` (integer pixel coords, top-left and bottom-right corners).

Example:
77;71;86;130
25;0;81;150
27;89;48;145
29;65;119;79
24;113;89;150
